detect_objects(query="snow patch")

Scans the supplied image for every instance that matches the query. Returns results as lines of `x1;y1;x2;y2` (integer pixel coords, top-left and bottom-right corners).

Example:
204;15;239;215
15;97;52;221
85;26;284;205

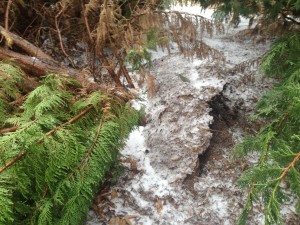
87;3;296;225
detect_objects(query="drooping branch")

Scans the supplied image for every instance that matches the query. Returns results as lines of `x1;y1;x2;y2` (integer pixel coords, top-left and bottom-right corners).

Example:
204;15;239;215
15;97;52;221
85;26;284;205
79;5;123;86
0;151;26;174
54;5;75;68
80;118;103;167
279;152;300;180
109;41;135;88
37;105;94;143
0;105;95;174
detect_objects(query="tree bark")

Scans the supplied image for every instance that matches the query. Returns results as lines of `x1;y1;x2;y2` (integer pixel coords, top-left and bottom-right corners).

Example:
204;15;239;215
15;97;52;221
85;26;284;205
0;47;81;77
0;26;54;61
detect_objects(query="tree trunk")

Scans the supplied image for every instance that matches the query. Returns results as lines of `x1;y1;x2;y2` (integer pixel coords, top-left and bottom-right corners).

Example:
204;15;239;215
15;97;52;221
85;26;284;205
0;26;54;61
0;47;82;77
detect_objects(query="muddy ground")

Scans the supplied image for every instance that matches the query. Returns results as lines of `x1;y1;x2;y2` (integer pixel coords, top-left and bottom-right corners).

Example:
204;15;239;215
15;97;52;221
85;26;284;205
86;13;299;225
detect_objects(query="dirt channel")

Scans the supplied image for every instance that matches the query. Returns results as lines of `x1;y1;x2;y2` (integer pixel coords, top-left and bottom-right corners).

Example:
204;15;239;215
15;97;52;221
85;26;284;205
87;22;299;225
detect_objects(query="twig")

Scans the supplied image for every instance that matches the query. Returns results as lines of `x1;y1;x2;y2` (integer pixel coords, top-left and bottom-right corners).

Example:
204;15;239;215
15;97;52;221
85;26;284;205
276;112;289;130
0;126;18;135
81;0;93;43
97;51;123;86
279;152;300;180
5;0;12;30
0;105;95;174
55;5;75;68
1;0;12;43
81;0;98;77
69;103;111;181
37;105;94;143
10;95;28;106
81;119;103;166
109;38;135;88
0;151;26;174
68;118;103;182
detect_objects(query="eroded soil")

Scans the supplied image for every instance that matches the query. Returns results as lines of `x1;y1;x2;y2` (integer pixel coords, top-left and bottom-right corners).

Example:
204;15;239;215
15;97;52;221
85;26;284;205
86;13;299;225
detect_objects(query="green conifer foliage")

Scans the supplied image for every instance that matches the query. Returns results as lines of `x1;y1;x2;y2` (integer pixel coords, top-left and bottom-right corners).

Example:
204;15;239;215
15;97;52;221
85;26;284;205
0;64;140;225
194;0;300;21
0;63;25;127
234;33;300;225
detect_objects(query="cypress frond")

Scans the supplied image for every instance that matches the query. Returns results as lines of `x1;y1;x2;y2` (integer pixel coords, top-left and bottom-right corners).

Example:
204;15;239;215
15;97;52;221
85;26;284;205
0;64;140;224
236;195;252;225
72;92;103;113
0;62;25;128
261;33;300;79
0;176;14;224
264;185;287;225
0;62;25;100
235;32;300;224
37;201;53;225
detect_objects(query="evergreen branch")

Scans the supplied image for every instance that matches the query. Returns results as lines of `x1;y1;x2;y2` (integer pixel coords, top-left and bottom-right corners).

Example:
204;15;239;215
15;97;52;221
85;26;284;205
258;139;273;166
81;119;103;166
70;103;111;180
265;152;300;224
275;112;289;130
237;191;253;225
0;151;26;174
0;105;94;174
278;152;300;181
255;112;289;169
237;175;257;225
37;105;94;143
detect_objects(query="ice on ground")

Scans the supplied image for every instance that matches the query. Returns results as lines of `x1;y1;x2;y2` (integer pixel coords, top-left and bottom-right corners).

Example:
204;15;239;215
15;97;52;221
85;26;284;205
87;3;297;225
122;127;172;197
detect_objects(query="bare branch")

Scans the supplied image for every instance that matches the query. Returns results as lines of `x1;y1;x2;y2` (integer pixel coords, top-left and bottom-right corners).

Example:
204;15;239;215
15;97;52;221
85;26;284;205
4;0;12;30
0;126;17;135
55;5;76;68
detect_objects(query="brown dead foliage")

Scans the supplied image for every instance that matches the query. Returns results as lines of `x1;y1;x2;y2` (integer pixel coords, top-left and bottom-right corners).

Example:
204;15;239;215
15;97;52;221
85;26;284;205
0;0;225;92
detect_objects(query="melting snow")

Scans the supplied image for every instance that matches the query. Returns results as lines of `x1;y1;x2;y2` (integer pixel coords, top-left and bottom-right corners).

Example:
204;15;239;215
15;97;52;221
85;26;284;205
87;3;298;225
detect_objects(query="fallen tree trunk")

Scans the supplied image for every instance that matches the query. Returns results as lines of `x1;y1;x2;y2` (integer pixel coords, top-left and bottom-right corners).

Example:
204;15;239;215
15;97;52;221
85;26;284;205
0;25;84;78
0;47;82;77
0;25;54;61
